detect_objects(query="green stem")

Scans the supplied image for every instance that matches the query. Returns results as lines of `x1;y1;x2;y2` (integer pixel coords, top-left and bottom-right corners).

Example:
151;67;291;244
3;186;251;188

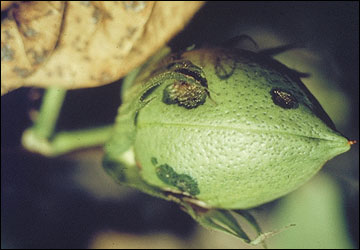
23;87;114;156
22;125;114;157
33;87;67;139
51;125;114;155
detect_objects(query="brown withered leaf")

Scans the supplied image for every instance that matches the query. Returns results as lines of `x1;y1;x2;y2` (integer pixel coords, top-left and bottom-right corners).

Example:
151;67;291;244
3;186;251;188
1;1;204;95
1;1;19;11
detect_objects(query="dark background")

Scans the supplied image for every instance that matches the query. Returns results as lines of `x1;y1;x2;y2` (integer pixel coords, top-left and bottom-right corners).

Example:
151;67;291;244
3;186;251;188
2;2;359;248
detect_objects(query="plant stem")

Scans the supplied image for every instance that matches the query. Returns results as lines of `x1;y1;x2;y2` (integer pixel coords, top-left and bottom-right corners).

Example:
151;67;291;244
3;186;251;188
51;125;113;155
33;87;67;139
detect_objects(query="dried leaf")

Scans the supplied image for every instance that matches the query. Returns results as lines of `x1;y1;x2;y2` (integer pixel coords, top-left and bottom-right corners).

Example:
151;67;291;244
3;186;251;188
1;1;19;11
1;1;204;95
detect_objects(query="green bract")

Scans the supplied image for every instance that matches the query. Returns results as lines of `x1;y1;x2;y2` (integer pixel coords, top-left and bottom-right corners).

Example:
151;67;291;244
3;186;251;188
103;45;351;243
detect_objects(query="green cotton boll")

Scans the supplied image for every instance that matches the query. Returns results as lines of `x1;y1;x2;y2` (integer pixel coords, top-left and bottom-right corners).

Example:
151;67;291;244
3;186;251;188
105;46;352;210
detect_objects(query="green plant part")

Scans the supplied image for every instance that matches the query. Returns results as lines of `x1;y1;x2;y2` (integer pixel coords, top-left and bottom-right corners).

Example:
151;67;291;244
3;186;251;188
22;40;355;245
102;43;354;244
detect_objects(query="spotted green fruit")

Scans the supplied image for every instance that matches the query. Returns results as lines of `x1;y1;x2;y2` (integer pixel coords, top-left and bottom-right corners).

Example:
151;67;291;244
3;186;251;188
104;46;351;211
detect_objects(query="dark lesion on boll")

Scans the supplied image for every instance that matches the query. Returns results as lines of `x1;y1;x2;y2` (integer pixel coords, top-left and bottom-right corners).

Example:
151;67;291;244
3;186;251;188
162;81;207;109
215;53;236;80
155;160;200;196
173;67;208;89
150;58;211;109
166;60;209;89
151;157;158;166
174;175;200;195
270;88;299;109
156;164;178;185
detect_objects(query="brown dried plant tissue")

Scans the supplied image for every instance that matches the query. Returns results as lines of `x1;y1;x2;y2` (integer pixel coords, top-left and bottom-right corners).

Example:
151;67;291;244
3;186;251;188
1;1;204;95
